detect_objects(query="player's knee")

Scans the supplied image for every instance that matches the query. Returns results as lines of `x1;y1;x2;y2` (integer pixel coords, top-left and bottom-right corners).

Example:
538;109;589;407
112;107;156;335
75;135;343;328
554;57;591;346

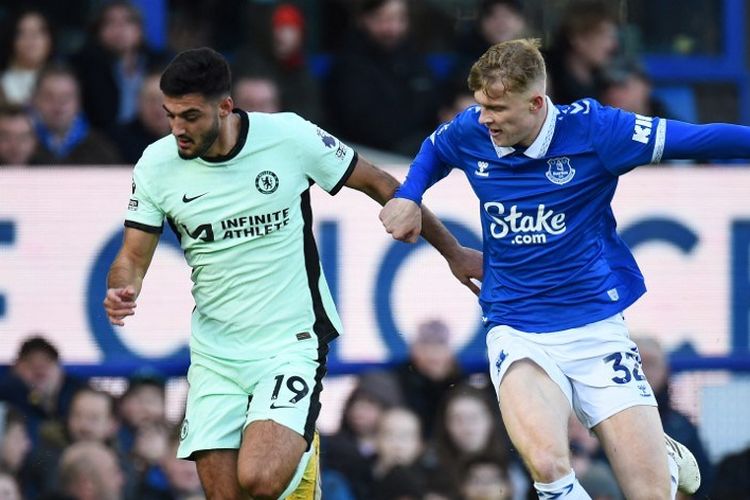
237;467;287;499
525;448;571;483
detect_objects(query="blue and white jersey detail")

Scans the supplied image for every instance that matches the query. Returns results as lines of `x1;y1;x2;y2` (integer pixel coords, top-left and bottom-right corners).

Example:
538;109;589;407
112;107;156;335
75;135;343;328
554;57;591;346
417;99;667;332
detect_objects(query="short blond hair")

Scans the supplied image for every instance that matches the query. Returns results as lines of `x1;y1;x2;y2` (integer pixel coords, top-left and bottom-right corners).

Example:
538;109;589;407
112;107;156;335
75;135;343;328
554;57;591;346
468;38;546;95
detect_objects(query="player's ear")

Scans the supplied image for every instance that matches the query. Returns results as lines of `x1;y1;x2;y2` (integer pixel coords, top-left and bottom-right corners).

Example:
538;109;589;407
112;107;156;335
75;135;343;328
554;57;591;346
218;95;234;117
529;94;545;113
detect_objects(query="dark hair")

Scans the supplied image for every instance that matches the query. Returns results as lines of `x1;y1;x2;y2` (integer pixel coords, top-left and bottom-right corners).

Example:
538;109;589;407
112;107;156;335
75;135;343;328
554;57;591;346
359;0;405;17
480;0;523;17
0;9;55;70
17;335;59;361
91;0;143;40
160;47;231;99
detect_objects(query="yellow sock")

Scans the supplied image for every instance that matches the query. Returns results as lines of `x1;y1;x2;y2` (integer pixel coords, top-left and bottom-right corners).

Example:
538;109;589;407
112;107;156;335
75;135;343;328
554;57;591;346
285;431;321;500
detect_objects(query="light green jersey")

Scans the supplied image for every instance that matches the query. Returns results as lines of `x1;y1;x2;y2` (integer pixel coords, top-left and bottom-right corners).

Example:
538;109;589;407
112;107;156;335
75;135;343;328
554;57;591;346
124;111;356;361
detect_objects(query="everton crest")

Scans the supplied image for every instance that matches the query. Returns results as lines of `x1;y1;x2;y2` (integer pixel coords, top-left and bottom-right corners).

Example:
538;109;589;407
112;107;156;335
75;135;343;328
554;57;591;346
545;157;575;185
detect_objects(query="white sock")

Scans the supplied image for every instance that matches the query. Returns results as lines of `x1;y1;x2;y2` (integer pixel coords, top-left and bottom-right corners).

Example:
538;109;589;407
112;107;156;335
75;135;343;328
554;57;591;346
667;451;679;499
534;470;592;500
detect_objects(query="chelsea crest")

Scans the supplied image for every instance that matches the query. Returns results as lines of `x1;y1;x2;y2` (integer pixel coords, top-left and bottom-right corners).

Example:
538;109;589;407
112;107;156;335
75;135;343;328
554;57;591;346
545;157;575;185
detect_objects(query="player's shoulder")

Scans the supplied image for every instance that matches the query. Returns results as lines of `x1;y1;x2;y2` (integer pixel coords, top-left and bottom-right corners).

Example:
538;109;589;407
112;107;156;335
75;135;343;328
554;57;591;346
555;98;620;142
254;111;309;131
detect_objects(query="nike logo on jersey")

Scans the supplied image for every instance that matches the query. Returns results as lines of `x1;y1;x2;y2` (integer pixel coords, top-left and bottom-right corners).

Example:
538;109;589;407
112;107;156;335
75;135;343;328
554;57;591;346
270;402;296;409
182;192;208;203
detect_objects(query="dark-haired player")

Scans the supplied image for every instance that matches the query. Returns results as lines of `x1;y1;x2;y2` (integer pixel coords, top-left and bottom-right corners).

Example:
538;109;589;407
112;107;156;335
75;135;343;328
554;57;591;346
103;47;481;499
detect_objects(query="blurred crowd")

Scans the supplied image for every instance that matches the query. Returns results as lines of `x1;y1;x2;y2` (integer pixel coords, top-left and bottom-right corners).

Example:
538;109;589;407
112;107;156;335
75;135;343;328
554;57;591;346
1;0;749;499
0;0;680;167
2;324;749;499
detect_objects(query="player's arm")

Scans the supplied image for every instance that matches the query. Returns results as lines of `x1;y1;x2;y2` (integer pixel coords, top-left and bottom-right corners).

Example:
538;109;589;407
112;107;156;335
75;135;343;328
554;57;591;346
662;120;750;160
379;137;451;242
345;154;482;294
103;228;160;326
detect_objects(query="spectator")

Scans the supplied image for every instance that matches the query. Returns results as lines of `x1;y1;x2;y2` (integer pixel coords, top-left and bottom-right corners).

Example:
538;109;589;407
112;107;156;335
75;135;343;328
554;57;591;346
0;335;84;443
460;456;513;500
234;3;323;123
0;10;55;106
392;319;464;439
0;469;21;500
233;74;281;113
454;0;528;79
322;374;401;499
634;336;713;497
372;407;424;480
601;61;670;117
24;387;123;497
545;0;619;104
432;383;519;496
0;403;31;475
30;64;122;165
136;423;204;500
0;104;37;165
71;0;167;133
325;0;440;155
114;72;170;164
55;441;124;500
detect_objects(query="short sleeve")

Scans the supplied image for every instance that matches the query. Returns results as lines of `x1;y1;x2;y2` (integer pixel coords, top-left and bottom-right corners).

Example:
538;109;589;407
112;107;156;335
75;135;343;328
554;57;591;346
124;163;164;233
289;114;357;195
591;102;666;175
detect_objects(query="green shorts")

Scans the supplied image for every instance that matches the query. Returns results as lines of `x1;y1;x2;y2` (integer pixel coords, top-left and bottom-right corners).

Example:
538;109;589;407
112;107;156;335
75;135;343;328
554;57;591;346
177;340;327;459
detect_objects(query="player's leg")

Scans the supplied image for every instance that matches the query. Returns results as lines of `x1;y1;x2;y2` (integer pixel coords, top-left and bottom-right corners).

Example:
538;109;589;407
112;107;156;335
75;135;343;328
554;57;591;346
237;419;307;498
177;361;251;499
593;405;671;499
195;449;244;500
499;359;590;499
488;326;598;499
237;342;327;499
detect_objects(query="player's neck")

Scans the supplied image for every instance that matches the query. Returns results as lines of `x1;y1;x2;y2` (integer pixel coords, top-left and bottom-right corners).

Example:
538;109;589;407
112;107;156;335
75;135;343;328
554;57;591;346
205;112;240;158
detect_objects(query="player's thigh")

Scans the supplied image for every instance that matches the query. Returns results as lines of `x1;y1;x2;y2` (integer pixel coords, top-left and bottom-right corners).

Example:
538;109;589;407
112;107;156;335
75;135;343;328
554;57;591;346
238;419;307;491
237;343;325;485
593;404;670;500
499;359;572;458
194;449;243;500
177;362;249;460
488;327;573;466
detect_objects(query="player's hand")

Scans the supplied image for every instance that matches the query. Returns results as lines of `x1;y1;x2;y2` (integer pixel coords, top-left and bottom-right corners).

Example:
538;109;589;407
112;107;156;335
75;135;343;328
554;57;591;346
446;246;483;296
379;198;422;243
103;286;138;326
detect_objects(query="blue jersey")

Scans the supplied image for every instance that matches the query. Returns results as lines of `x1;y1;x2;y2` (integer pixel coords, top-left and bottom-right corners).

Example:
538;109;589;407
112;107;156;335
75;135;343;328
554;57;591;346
397;98;750;332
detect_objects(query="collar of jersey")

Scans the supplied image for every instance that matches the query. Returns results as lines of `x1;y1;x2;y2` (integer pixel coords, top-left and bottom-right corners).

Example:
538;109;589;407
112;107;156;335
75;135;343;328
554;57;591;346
197;108;249;164
493;96;558;159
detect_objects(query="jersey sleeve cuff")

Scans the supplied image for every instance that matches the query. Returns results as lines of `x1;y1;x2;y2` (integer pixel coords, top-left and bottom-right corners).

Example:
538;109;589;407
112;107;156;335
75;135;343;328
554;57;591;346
329;151;358;196
125;220;163;234
394;186;423;206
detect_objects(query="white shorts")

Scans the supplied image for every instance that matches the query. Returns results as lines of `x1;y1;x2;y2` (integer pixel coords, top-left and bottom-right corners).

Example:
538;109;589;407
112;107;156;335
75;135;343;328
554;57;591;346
486;313;657;428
